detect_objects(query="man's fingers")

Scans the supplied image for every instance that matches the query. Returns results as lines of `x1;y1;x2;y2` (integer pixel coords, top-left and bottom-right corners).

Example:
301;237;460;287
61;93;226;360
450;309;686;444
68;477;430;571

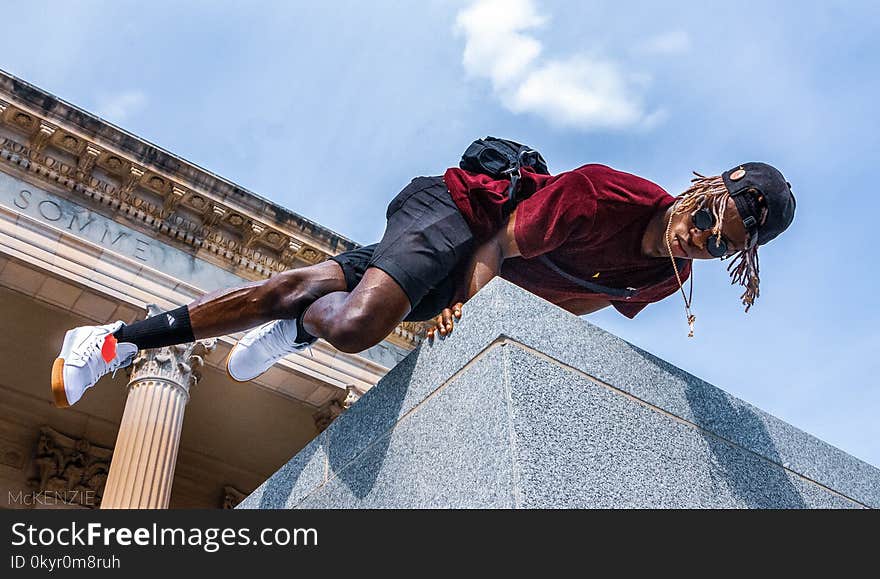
445;308;456;333
428;314;443;340
435;308;455;336
429;305;464;342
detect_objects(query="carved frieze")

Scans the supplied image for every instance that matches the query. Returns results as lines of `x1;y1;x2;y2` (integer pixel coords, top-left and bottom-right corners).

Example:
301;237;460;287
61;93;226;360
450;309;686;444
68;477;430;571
203;204;226;229
143;172;170;195
297;245;323;264
263;230;284;249
118;165;145;198
398;321;430;342
243;222;265;250
0;128;323;275
313;384;366;432
28;426;113;509
6;109;37;134
53;130;85;155
221;486;248;509
226;212;245;227
98;152;129;175
0;97;420;347
161;185;186;217
28;122;56;158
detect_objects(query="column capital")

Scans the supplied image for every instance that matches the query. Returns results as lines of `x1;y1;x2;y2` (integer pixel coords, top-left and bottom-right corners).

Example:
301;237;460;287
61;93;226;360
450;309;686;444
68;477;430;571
126;304;217;399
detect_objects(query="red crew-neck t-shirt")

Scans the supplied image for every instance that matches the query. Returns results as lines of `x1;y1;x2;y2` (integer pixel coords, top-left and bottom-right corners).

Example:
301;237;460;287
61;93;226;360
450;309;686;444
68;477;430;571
443;164;691;318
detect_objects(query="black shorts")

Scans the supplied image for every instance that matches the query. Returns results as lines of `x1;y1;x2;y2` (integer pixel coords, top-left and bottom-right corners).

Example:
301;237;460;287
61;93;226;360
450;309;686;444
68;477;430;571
330;176;475;322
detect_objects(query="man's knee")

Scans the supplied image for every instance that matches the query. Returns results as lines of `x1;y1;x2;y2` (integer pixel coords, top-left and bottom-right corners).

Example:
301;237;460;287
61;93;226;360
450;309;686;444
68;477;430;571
322;309;385;353
321;291;413;352
312;266;411;352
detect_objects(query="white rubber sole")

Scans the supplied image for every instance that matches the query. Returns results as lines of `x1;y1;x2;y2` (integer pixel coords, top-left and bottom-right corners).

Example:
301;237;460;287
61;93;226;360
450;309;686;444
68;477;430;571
224;342;252;383
224;341;291;383
50;328;80;408
224;335;312;383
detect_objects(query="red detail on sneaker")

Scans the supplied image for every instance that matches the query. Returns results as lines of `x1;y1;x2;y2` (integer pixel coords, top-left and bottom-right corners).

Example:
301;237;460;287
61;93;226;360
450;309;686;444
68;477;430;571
101;334;118;363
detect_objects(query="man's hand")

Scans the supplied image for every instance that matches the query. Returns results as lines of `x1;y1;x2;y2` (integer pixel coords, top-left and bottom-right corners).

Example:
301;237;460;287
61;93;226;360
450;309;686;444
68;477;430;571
426;302;463;340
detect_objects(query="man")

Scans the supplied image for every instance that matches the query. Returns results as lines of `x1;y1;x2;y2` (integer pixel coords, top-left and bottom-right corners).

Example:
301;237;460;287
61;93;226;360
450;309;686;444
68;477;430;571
50;160;795;408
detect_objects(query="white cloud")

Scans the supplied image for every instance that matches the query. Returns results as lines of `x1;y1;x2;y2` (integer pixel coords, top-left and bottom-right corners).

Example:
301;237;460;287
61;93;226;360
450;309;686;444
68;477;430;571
456;0;545;87
635;30;691;56
508;57;667;130
454;0;662;131
95;90;147;123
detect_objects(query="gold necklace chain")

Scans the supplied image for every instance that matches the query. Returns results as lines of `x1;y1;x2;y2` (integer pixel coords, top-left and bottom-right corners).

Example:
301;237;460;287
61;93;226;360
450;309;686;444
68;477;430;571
664;203;696;337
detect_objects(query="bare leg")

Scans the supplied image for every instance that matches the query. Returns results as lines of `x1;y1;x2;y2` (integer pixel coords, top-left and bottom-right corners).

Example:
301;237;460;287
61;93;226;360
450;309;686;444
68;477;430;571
188;260;348;339
302;266;412;353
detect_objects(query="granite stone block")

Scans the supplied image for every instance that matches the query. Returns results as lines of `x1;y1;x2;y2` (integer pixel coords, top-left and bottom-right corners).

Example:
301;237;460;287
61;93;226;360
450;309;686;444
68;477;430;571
300;348;516;508
443;278;880;507
237;430;328;509
502;344;858;508
320;294;508;472
239;278;879;509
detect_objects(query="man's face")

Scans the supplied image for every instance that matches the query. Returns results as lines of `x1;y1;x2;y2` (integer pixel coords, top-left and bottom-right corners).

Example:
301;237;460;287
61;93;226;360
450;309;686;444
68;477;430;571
666;196;749;260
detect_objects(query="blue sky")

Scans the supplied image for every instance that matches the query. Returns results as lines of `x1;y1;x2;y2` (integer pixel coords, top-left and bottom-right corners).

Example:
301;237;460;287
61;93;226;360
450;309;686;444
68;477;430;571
4;0;878;467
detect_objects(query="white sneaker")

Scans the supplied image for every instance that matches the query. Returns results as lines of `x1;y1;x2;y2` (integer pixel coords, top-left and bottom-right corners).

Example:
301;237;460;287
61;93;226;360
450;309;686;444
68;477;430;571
51;321;138;408
226;319;315;382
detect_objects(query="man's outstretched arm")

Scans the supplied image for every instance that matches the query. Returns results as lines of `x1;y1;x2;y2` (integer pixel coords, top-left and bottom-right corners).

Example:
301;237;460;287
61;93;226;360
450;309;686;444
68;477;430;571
427;206;613;338
458;207;613;317
427;209;521;338
463;207;522;300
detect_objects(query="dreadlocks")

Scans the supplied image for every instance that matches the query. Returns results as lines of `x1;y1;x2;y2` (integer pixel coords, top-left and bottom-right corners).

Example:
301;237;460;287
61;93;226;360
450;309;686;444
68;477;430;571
671;172;765;312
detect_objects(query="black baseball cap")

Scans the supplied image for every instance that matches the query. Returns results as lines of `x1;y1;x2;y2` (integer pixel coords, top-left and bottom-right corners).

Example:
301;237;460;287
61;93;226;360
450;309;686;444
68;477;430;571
722;162;796;249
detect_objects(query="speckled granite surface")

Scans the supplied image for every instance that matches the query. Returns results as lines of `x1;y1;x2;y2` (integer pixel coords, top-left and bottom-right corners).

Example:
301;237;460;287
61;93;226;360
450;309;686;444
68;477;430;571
238;278;878;509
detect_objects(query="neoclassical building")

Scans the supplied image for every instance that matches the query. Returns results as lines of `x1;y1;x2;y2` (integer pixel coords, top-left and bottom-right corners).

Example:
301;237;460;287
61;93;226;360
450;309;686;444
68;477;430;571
0;70;422;509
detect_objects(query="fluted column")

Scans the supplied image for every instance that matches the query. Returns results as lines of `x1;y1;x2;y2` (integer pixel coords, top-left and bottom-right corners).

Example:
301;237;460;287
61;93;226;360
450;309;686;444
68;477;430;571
101;306;216;509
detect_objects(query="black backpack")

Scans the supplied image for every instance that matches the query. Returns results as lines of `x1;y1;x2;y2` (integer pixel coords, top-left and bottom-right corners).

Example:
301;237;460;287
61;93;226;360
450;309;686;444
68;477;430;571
459;136;641;299
459;137;550;214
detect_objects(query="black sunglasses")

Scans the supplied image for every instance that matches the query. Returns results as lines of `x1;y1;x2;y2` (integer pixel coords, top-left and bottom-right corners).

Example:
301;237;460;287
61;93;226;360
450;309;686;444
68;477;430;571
692;208;729;258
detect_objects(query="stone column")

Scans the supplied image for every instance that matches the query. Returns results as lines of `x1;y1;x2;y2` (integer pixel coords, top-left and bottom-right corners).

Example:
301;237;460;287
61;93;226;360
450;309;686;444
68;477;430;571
101;306;215;509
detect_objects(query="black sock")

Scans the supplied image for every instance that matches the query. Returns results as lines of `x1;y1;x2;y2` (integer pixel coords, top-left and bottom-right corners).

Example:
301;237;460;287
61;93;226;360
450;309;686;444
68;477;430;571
114;305;195;350
295;303;318;344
